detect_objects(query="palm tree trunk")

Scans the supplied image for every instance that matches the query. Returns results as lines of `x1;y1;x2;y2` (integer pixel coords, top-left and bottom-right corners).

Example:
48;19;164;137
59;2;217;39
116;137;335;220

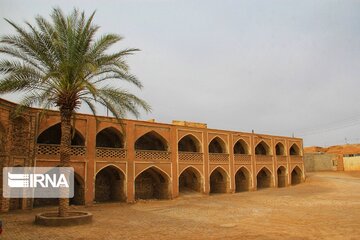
58;107;72;217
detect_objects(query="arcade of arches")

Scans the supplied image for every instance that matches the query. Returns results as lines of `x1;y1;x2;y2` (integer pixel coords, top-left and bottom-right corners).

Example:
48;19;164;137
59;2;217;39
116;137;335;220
0;97;305;212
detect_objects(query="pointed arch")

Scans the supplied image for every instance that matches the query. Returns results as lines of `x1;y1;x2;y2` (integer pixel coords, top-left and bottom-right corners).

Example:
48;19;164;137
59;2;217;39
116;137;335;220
96;127;124;148
95;164;126;177
255;141;270;155
291;166;303;185
277;166;287;188
95;165;126;202
210;166;229;193
290;143;301;156
275;142;285;156
37;123;85;146
208;136;227;153
257;167;272;189
235;167;251;192
135;130;168;151
135;166;170;200
233;139;249;154
178;134;201;152
179;166;202;193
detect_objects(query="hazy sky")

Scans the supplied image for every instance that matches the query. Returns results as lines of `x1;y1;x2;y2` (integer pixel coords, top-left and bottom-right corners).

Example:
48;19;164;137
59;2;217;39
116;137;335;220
1;0;360;147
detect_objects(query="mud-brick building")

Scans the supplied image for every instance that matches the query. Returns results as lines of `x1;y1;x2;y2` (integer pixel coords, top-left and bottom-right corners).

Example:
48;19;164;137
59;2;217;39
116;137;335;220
0;98;305;212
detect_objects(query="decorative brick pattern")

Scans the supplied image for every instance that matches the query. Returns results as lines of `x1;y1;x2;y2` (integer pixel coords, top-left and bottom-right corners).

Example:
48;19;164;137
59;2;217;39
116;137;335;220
178;152;203;162
276;156;287;164
209;153;229;162
135;150;171;161
36;144;86;156
96;147;126;159
234;154;251;164
290;156;303;163
256;155;273;164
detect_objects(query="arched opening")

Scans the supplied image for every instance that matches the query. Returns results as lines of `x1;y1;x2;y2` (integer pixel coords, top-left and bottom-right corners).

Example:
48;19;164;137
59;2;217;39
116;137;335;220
179;167;202;194
277;166;286;188
96;127;124;148
257;168;272;189
290;144;301;156
178;135;201;152
275;143;285;156
70;173;85;205
210;167;229;194
235;167;251;192
135;167;170;200
233;139;249;154
291;166;302;185
135;131;168;151
95;166;126;202
208;137;226;153
37;123;85;146
255;141;270;155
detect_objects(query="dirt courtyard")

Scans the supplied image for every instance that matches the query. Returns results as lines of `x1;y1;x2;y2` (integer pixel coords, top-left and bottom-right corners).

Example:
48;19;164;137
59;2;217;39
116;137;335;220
1;171;360;240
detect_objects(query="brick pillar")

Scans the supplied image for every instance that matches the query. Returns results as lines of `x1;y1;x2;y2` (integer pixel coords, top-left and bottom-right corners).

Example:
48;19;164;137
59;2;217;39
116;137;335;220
85;117;96;205
126;122;135;202
271;138;275;188
251;134;256;191
170;126;178;198
203;130;209;194
229;134;235;193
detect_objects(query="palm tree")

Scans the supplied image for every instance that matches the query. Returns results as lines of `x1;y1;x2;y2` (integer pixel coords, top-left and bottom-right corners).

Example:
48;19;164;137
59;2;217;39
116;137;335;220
0;8;150;217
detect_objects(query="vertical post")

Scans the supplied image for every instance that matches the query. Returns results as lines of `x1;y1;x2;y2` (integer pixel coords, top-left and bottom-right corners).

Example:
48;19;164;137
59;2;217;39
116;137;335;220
229;134;235;193
170;126;178;199
126;122;135;202
251;133;257;191
203;130;209;194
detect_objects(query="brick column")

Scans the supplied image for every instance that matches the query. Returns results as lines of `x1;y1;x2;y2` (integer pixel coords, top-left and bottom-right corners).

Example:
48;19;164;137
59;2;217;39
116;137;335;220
229;134;235;193
126;122;135;202
251;134;256;191
203;130;209;194
170;126;178;198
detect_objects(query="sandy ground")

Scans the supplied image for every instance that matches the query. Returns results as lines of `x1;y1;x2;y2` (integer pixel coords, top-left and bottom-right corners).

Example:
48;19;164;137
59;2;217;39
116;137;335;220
1;171;360;240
